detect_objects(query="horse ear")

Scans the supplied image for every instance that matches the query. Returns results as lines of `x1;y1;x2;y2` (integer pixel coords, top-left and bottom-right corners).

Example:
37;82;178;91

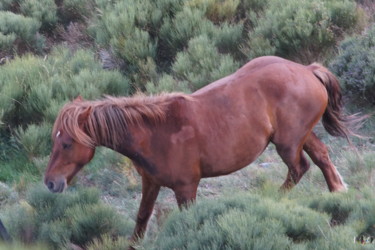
78;107;92;126
74;95;84;102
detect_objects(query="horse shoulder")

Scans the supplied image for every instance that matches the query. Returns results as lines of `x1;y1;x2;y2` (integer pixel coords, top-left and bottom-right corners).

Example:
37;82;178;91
170;125;195;144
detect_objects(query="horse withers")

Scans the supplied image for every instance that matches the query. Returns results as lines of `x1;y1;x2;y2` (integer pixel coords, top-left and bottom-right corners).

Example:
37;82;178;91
44;56;360;241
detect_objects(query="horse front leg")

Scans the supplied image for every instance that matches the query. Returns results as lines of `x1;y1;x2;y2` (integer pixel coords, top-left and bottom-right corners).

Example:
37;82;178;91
131;174;160;242
173;182;199;209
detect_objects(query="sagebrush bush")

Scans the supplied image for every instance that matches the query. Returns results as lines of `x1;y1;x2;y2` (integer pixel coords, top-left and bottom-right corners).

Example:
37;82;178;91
243;0;360;61
212;22;243;55
19;0;58;31
80;147;142;197
1;185;133;249
58;0;93;22
15;123;52;159
172;35;239;90
0;243;48;250
146;74;190;94
113;28;157;67
188;0;240;23
0;182;17;207
159;7;213;55
0;55;48;126
326;0;360;31
87;234;130;250
307;189;375;240
0;0;16;11
330;25;375;103
0;129;38;184
151;192;366;250
0;32;16;50
91;0;248;90
91;0;157;70
0;11;43;51
233;0;269;33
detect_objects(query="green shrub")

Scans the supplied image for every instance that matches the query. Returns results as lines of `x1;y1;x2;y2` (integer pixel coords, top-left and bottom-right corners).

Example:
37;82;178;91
38;220;71;249
234;0;269;32
207;0;240;23
89;0;173;89
0;32;16;50
111;28;156;67
0;130;38;183
0;182;18;207
67;203;131;246
146;74;190;94
151;193;365;250
58;0;93;22
19;0;58;31
15;123;52;159
337;150;375;188
188;0;240;23
80;147;142;197
330;25;375;103
327;0;359;31
0;243;48;250
132;57;159;90
0;11;43;51
307;189;375;241
308;192;355;225
243;0;360;61
87;234;130;250
0;0;16;11
91;0;245;83
0;55;48;126
213;22;244;55
0;157;38;184
159;7;214;55
1;185;133;249
47;46;101;76
172;35;239;90
91;0;157;68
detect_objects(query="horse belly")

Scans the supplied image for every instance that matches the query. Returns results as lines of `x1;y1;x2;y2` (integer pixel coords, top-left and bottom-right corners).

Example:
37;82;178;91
199;122;270;178
200;152;262;178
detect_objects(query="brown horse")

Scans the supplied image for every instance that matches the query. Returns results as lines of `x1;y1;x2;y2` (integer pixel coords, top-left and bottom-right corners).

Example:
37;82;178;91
44;56;358;240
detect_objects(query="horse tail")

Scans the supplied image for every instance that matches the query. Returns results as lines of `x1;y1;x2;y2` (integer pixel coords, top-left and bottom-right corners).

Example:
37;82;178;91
309;63;366;141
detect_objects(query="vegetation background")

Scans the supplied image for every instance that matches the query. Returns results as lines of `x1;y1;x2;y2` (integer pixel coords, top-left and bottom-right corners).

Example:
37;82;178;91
0;0;375;249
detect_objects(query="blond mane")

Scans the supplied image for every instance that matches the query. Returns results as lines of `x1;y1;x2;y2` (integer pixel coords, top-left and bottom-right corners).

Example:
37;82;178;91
52;93;191;149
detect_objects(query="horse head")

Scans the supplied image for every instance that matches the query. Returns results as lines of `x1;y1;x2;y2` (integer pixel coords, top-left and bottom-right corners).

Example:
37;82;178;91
44;97;95;193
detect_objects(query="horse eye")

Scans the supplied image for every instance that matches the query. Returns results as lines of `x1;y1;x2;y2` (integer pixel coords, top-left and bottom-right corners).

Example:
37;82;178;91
62;143;72;150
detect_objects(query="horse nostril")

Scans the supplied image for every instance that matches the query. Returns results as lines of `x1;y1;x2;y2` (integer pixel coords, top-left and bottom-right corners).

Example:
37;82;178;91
47;181;54;191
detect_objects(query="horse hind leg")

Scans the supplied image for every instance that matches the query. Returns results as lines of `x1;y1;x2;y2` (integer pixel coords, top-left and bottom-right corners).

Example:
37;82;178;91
303;132;347;192
275;142;311;191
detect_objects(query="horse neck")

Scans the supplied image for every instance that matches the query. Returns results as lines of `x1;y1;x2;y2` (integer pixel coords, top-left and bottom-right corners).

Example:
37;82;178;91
84;104;130;151
90;120;157;175
84;98;163;152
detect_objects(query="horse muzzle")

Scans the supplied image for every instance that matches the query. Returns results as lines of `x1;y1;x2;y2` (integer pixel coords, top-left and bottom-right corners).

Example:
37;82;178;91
44;177;67;193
